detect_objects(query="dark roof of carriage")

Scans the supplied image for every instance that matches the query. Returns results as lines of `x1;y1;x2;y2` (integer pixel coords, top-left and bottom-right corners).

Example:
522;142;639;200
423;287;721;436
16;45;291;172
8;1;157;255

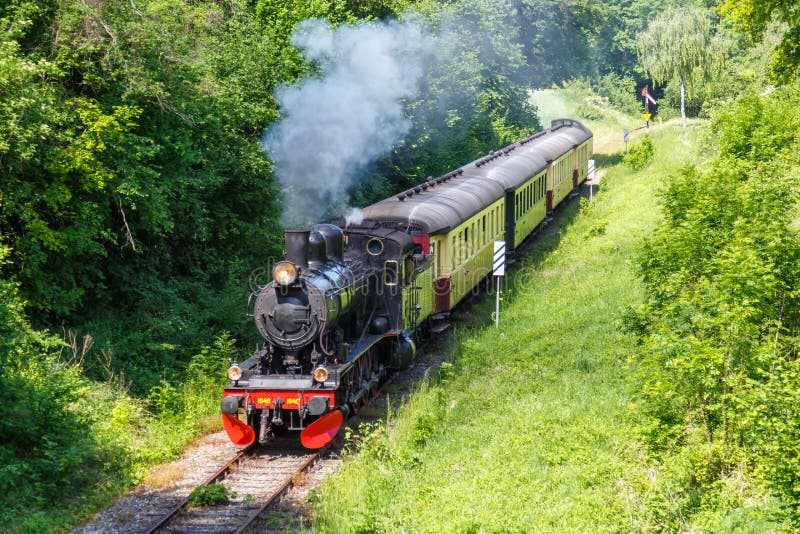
351;119;592;235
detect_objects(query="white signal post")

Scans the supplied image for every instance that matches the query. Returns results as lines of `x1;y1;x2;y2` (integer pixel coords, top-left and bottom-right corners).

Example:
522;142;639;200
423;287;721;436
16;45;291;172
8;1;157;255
493;241;506;327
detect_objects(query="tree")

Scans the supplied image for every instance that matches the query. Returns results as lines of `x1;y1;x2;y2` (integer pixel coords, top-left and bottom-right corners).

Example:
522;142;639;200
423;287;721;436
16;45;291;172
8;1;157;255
636;6;720;127
719;0;800;83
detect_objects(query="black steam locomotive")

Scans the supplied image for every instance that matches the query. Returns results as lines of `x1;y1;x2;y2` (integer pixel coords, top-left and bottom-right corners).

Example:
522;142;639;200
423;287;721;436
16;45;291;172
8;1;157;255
221;119;593;448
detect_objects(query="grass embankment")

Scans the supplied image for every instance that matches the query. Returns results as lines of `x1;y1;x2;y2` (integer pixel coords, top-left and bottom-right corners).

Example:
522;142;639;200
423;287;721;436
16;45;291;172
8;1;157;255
311;121;698;531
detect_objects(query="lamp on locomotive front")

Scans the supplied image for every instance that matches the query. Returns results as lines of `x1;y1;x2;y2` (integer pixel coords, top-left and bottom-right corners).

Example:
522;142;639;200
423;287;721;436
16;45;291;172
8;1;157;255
272;260;298;286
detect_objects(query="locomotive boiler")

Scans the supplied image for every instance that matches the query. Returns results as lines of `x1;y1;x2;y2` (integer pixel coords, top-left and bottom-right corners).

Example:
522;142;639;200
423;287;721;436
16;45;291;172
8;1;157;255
252;224;372;375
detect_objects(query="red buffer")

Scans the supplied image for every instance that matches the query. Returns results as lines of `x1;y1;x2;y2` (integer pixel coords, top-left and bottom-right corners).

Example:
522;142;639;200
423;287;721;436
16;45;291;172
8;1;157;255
222;413;256;447
300;409;344;449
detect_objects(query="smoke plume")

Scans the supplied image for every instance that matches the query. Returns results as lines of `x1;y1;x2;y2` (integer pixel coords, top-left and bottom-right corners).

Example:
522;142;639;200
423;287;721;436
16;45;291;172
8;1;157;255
263;17;432;228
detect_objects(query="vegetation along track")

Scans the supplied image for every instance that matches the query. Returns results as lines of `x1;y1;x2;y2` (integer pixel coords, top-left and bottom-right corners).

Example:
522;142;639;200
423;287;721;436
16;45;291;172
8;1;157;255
147;444;321;534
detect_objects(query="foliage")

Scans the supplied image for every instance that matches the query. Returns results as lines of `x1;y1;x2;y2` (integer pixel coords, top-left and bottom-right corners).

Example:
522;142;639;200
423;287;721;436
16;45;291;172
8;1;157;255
0;254;128;530
591;0;683;77
630;82;800;521
0;0;286;391
513;0;601;84
347;0;541;208
623;134;654;170
636;6;726;126
594;73;641;115
188;483;233;507
0;244;233;529
719;0;800;83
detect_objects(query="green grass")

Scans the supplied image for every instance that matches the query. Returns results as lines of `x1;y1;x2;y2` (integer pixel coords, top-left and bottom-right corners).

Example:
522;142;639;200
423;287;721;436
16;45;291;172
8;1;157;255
310;110;708;531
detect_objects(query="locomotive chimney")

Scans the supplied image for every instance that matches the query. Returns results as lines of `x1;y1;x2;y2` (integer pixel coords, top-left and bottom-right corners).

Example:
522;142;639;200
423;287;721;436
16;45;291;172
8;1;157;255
284;230;310;270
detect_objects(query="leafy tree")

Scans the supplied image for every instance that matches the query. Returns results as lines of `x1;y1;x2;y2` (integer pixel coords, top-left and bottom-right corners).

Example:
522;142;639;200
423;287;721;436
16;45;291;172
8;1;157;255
719;0;800;83
592;0;677;76
636;6;723;126
514;0;601;85
0;0;285;386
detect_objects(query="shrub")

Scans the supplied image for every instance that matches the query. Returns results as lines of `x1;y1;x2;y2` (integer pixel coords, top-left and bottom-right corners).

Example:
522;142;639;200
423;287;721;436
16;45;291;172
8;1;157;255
623;135;654;170
631;83;800;523
189;484;233;507
594;73;641;115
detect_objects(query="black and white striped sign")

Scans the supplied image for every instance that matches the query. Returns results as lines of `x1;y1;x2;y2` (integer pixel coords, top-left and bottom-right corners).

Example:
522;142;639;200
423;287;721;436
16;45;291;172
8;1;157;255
493;241;506;276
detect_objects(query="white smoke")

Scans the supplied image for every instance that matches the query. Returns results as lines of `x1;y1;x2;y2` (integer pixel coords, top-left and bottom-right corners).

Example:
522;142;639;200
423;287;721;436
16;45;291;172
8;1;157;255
263;17;432;228
344;207;365;228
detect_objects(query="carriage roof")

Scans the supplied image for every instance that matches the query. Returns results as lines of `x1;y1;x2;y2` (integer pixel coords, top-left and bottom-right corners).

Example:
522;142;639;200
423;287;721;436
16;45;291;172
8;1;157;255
353;119;592;235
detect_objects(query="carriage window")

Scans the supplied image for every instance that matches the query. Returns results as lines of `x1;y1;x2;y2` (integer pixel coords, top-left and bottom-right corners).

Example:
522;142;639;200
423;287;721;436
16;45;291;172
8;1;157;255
384;260;399;286
471;223;475;250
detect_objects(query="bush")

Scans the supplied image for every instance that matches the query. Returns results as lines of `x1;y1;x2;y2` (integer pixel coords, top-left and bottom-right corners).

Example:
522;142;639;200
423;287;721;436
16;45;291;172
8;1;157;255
189;484;232;507
623;135;654;170
0;253;136;530
0;266;236;532
630;83;800;523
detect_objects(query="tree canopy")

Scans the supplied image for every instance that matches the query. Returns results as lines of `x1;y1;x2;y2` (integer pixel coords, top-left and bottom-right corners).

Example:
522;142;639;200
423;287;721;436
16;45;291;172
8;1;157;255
719;0;800;83
636;6;721;126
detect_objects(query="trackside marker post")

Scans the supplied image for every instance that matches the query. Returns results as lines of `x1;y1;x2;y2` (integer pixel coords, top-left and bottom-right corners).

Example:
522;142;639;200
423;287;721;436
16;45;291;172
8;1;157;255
493;241;506;327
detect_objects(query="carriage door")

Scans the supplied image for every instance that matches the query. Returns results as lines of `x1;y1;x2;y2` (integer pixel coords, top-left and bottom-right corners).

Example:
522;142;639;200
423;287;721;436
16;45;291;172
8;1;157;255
402;254;434;330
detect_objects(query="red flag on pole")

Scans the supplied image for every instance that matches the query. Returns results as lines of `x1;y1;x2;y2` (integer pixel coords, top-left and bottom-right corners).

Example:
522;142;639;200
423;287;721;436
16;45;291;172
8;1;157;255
641;87;657;105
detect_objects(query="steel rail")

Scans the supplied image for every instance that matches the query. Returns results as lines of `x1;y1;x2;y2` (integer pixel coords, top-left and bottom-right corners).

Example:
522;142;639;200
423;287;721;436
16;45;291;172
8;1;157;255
233;450;323;534
143;448;250;534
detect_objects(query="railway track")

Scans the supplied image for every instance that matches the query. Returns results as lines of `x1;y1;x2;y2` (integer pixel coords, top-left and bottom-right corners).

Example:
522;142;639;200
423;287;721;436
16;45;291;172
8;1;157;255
145;443;321;534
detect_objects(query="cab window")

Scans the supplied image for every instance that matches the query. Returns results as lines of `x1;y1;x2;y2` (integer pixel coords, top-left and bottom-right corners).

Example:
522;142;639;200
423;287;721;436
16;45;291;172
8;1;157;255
384;260;399;286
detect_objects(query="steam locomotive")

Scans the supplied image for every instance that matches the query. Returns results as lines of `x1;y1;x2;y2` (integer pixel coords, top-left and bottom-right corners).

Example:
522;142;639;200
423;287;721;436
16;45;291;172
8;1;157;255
221;119;593;448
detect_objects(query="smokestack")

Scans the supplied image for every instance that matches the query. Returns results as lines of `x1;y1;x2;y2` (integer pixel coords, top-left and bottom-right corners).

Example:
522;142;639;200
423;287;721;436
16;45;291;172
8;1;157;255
284;230;310;270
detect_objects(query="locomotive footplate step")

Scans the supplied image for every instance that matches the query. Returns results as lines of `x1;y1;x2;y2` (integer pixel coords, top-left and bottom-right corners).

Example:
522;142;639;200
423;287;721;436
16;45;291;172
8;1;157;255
430;322;452;335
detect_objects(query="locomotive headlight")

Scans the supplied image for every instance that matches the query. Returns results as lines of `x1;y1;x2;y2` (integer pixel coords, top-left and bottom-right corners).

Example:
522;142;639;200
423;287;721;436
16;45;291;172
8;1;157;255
273;261;298;286
313;367;329;383
227;364;243;382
